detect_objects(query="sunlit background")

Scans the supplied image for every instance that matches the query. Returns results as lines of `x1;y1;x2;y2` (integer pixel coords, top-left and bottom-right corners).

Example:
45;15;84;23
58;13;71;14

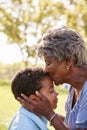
0;0;68;64
0;33;22;63
0;0;87;130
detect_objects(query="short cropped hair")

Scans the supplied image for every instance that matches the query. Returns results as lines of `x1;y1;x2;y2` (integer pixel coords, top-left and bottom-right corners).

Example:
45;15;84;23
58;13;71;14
11;68;49;99
38;26;87;66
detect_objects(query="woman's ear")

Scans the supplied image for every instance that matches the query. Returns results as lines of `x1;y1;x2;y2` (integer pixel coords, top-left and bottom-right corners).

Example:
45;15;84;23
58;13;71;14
65;58;74;68
29;94;40;101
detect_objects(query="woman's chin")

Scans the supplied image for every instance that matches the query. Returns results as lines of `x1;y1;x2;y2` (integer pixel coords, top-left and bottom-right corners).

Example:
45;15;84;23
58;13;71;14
54;81;60;86
54;80;63;86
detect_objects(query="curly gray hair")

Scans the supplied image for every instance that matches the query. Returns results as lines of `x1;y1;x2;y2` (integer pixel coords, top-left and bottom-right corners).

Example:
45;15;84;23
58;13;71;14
38;26;87;66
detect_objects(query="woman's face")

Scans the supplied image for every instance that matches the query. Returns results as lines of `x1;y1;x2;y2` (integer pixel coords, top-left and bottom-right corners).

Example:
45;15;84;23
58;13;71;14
44;56;69;85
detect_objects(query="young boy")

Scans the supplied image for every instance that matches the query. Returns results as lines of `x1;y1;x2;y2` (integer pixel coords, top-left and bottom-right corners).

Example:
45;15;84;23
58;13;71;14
8;68;58;130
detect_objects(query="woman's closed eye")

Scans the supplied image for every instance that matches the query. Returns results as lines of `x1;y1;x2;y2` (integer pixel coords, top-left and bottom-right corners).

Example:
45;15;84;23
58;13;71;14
46;61;51;66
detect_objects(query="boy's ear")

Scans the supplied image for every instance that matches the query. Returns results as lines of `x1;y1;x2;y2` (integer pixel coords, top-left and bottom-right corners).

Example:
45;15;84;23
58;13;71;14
29;94;40;101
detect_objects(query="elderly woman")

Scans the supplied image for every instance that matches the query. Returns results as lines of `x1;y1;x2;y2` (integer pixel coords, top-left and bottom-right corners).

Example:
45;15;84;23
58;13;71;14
18;26;87;130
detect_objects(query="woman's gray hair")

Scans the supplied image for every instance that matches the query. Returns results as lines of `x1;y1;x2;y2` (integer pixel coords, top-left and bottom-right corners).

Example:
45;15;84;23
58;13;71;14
38;26;87;66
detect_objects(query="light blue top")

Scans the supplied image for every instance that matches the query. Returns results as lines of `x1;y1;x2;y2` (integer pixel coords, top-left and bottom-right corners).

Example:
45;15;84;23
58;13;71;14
65;81;87;130
8;106;48;130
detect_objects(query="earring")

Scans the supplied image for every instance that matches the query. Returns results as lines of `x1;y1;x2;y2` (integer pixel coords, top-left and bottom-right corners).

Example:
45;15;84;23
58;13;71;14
66;66;69;70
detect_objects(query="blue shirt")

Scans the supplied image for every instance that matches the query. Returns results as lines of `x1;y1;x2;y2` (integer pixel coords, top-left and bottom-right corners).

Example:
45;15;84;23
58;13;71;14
8;106;48;130
65;81;87;130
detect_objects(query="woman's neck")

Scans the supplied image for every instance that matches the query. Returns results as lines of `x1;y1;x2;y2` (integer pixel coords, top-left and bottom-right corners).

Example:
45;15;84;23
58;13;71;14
72;88;80;108
68;66;87;91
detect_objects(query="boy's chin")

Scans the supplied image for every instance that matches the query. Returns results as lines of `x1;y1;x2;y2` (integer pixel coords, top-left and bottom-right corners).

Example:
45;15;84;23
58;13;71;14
53;105;57;110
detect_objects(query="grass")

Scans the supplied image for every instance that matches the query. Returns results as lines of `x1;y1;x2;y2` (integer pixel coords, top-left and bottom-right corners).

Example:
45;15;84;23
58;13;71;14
0;81;68;130
0;81;20;130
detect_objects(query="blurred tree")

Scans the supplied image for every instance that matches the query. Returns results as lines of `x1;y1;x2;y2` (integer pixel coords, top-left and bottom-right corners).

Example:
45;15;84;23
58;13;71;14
0;0;65;66
65;0;87;44
0;0;87;67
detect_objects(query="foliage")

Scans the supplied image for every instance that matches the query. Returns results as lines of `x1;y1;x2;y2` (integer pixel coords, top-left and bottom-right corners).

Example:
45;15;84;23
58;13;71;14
65;0;87;42
0;61;45;80
0;62;25;80
0;0;87;66
0;0;66;66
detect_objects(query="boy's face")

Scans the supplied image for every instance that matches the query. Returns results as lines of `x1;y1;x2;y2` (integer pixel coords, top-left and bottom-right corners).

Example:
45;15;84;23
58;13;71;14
39;76;58;109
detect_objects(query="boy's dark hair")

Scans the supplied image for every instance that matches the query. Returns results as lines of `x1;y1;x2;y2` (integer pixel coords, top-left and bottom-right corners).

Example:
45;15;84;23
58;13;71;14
11;68;49;99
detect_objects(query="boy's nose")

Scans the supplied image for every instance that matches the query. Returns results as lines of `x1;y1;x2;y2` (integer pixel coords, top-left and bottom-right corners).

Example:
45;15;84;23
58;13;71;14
57;92;59;96
55;91;59;96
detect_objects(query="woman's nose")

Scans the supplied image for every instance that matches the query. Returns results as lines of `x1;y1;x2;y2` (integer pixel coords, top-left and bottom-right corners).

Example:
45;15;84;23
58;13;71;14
45;66;48;72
